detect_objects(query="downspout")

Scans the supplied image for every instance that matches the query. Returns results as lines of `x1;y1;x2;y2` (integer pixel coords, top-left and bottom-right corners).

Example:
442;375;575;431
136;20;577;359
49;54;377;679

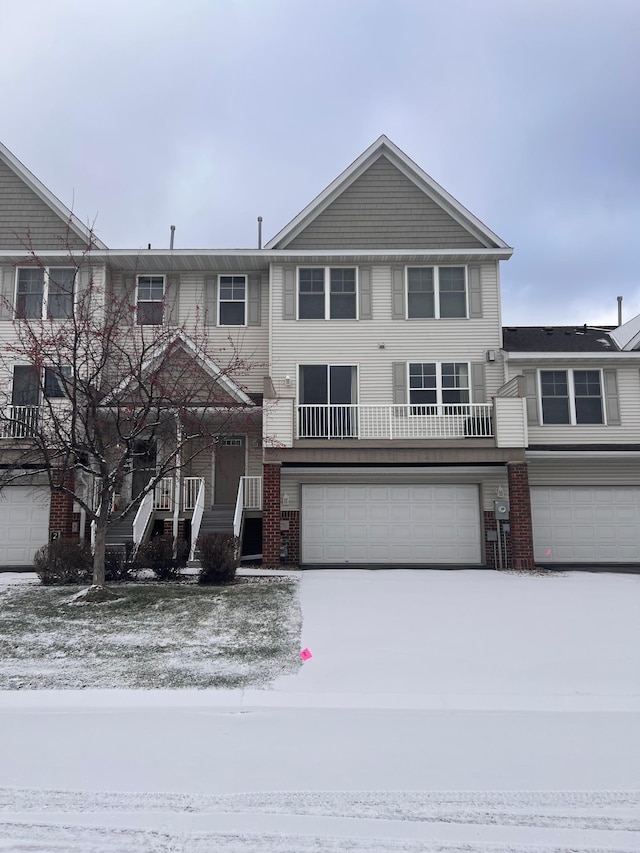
172;413;182;558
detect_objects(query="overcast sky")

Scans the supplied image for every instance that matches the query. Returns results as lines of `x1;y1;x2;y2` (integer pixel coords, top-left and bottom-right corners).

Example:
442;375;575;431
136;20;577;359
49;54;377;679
1;0;638;326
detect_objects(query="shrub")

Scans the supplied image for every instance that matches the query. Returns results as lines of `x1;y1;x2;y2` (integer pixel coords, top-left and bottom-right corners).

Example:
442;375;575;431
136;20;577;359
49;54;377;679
134;534;189;581
105;545;137;583
197;533;239;585
34;538;92;586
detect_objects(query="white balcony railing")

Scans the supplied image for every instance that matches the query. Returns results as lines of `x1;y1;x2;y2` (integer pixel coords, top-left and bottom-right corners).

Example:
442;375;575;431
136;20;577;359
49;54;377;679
241;475;263;510
153;477;173;510
297;403;494;440
0;405;41;438
183;477;204;511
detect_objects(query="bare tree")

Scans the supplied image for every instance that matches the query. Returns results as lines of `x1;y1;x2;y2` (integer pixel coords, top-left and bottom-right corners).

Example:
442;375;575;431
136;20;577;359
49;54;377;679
0;241;263;589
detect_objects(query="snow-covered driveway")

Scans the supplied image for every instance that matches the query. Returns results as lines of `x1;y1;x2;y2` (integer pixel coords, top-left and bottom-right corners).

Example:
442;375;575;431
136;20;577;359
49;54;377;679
1;569;639;851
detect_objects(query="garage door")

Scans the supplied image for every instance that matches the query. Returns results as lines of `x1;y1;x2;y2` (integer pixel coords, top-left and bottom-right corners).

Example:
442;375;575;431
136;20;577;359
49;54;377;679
301;484;481;565
0;486;51;567
531;486;640;563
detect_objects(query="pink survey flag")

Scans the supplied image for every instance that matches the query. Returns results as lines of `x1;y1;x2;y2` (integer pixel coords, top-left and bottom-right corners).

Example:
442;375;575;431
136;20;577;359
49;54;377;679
299;648;313;661
545;549;552;556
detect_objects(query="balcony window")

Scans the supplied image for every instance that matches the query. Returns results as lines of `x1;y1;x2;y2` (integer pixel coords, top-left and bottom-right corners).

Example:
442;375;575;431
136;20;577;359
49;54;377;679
409;362;469;413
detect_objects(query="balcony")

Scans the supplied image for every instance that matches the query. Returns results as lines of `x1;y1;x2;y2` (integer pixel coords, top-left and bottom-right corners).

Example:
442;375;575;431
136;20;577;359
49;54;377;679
0;405;41;439
297;403;494;440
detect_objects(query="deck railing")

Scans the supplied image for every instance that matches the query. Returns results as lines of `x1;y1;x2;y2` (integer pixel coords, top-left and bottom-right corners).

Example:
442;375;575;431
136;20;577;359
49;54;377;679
183;477;204;511
0;405;41;438
153;477;173;510
297;403;494;440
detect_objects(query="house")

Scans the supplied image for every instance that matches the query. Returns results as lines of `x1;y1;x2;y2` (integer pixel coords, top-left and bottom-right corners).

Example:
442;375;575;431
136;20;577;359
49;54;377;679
1;136;639;570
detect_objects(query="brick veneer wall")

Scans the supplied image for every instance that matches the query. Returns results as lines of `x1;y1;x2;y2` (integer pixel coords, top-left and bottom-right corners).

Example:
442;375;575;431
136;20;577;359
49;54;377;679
49;487;75;538
262;462;282;566
280;510;300;565
507;461;536;569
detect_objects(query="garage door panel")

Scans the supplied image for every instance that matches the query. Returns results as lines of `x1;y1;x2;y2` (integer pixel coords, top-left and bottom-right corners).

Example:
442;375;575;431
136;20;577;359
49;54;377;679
532;486;640;563
302;483;481;565
0;487;50;566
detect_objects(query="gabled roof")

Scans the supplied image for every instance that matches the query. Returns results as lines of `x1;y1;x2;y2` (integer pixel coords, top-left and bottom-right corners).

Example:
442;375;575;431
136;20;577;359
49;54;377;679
105;330;254;406
609;312;640;351
0;141;108;250
503;326;619;353
265;135;510;251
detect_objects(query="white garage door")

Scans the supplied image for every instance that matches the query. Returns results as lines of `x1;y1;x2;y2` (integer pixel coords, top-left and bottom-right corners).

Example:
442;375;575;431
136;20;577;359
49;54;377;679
0;486;51;566
531;486;640;563
301;484;481;565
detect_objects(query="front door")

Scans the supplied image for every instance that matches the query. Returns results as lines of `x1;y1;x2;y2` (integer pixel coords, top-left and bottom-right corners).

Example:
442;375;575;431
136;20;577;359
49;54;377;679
214;437;245;504
131;439;157;501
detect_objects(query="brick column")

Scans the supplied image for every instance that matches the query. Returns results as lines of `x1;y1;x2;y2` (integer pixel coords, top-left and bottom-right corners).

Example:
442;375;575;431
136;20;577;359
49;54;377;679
507;461;536;570
49;472;75;539
262;462;282;566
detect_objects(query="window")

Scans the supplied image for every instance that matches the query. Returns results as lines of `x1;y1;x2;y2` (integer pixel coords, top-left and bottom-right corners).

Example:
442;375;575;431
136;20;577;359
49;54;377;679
298;268;357;319
409;362;469;413
298;364;358;438
15;267;75;320
218;275;246;325
540;370;603;425
44;366;71;399
406;266;466;318
136;276;164;325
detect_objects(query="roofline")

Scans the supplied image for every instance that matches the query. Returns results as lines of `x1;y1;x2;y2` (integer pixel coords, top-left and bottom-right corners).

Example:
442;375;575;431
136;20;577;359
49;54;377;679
0;247;514;261
503;351;639;360
0;141;108;250
264;135;511;250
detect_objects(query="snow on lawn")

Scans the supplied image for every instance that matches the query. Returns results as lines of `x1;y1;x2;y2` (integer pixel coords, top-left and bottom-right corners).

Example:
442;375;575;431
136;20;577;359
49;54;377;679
0;575;301;689
1;569;639;851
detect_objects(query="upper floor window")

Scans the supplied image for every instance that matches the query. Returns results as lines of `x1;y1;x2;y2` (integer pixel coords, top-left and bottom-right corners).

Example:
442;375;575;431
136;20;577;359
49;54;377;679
219;275;246;326
409;362;469;413
540;369;603;425
298;268;357;319
406;266;466;318
15;267;75;320
136;275;164;325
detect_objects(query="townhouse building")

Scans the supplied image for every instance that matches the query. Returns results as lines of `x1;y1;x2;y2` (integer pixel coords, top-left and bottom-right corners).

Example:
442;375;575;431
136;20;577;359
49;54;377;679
1;136;639;570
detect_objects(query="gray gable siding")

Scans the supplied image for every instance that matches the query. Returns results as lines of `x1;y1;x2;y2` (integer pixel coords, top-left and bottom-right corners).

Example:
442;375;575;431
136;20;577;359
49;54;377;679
283;156;485;250
0;158;87;250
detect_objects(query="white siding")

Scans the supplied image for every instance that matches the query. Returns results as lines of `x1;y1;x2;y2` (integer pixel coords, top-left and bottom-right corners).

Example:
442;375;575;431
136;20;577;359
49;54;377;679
494;397;527;447
264;398;294;448
528;458;640;486
270;262;503;409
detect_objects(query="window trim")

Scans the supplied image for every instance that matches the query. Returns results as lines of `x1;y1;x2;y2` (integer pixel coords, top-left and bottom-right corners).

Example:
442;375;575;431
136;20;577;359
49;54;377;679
296;266;359;320
537;368;606;426
136;274;165;326
217;274;247;327
405;265;468;320
14;266;77;321
408;361;471;411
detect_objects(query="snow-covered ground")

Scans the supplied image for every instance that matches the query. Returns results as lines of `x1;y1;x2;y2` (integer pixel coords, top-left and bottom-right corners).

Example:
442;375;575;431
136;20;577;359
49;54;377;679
0;569;639;851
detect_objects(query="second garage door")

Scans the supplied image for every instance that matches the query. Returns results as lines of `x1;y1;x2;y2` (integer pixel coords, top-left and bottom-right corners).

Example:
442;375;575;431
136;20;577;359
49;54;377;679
301;484;482;565
0;486;51;567
531;486;640;563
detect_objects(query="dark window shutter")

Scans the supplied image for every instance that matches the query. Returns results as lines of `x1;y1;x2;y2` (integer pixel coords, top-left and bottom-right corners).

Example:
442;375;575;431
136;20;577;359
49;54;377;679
468;265;482;318
121;275;135;325
165;275;179;325
0;267;14;320
204;276;217;326
283;268;296;319
391;267;405;319
248;275;261;325
471;362;486;403
523;369;539;425
392;362;407;404
603;369;621;425
359;267;372;320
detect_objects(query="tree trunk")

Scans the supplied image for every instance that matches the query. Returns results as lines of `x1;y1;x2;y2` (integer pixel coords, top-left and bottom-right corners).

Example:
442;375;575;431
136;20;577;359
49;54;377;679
93;510;108;586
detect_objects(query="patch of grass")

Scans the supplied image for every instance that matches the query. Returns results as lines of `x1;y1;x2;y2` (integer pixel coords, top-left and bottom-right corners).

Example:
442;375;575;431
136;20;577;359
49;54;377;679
0;579;302;689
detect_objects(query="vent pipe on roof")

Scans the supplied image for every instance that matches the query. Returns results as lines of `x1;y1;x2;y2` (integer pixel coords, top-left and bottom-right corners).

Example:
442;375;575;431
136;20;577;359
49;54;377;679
617;295;623;326
257;216;263;249
170;225;175;250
